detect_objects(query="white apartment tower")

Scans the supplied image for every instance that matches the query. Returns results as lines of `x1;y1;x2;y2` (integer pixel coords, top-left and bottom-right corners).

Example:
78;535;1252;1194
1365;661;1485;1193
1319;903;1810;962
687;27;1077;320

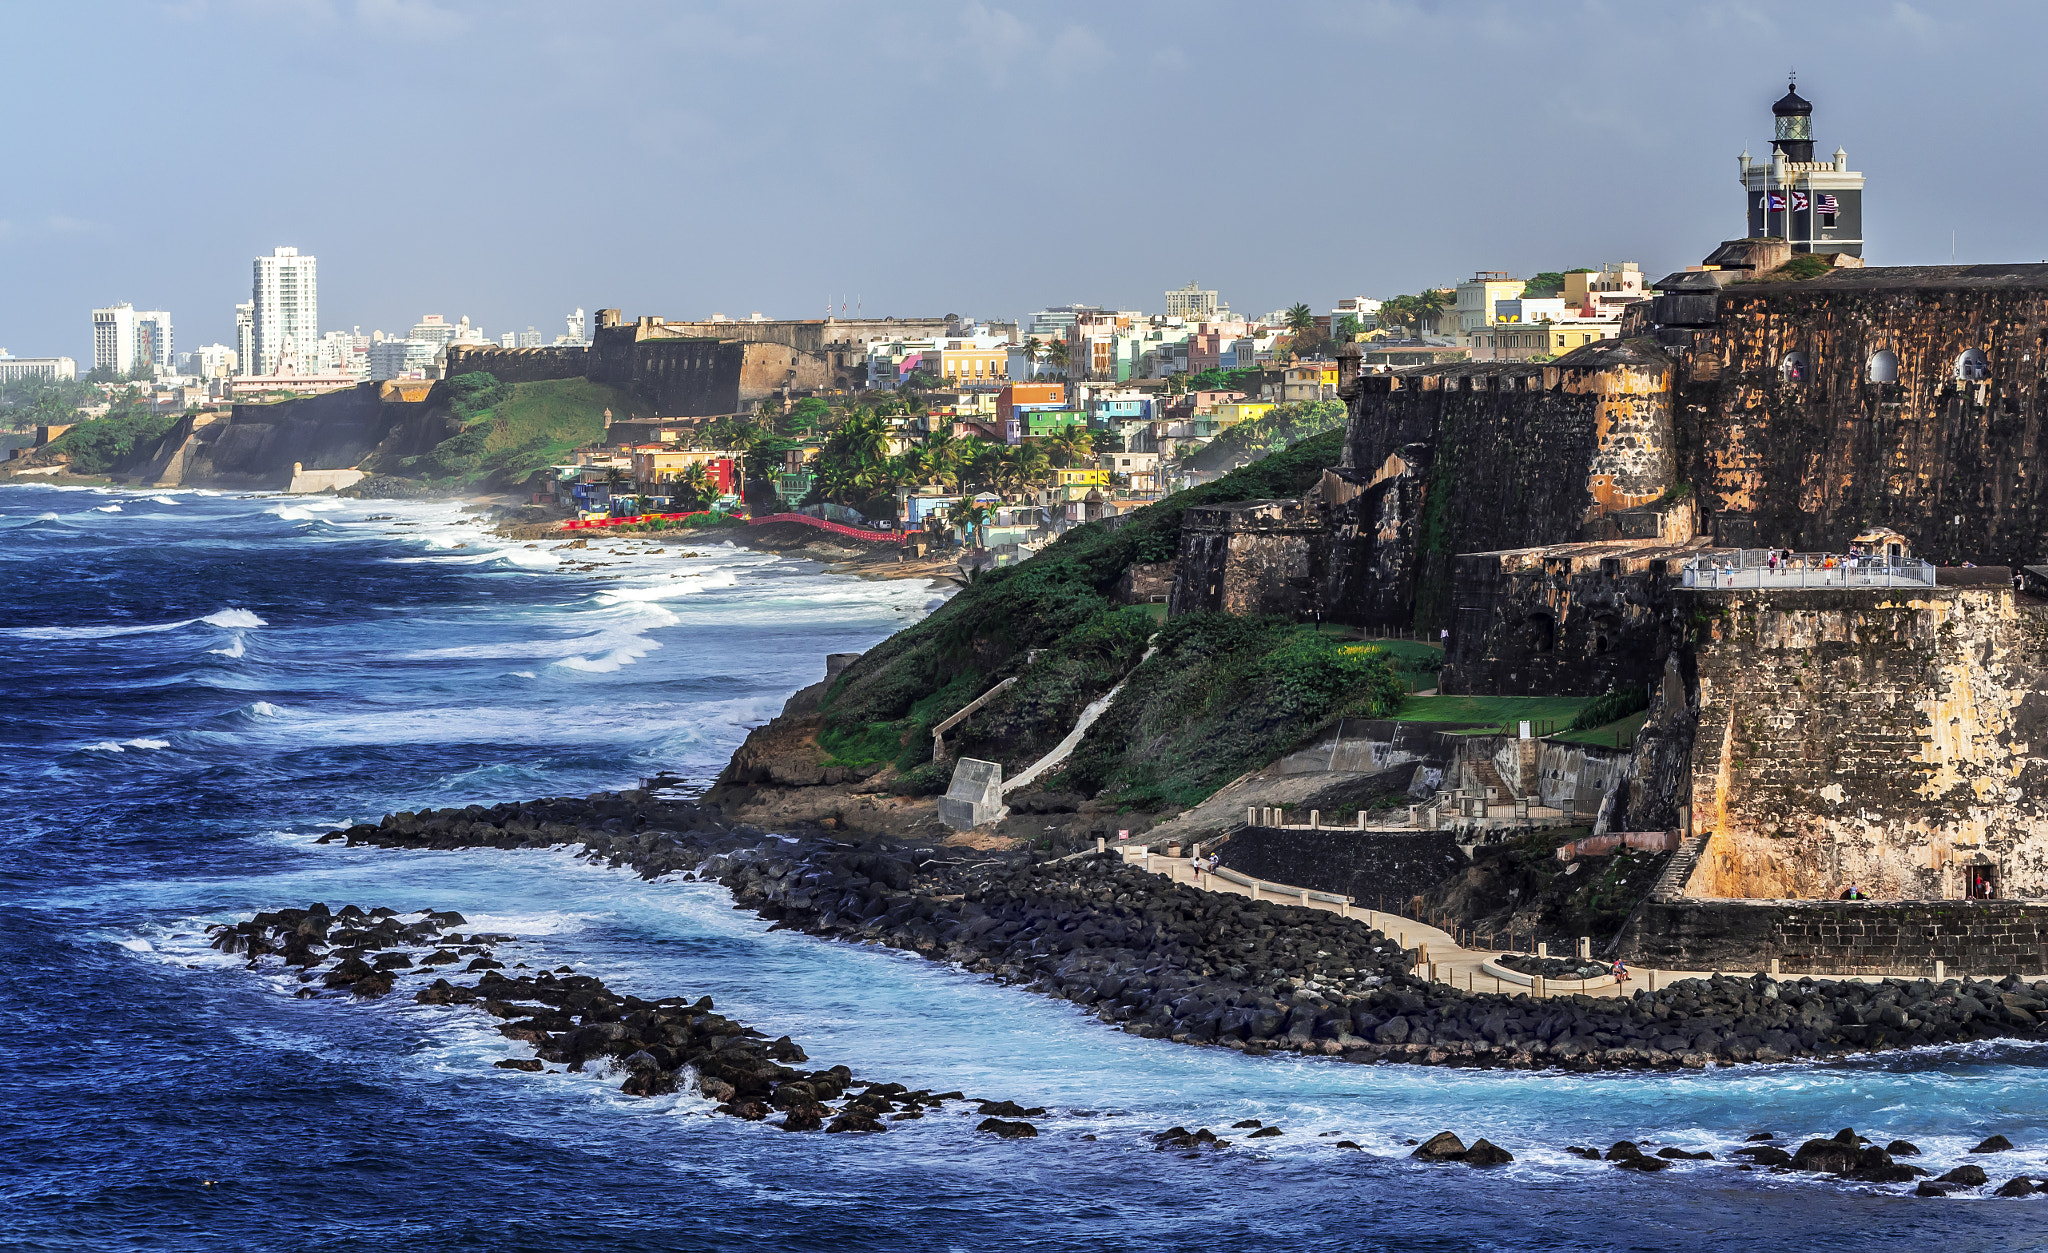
252;246;318;375
234;302;255;377
91;303;174;376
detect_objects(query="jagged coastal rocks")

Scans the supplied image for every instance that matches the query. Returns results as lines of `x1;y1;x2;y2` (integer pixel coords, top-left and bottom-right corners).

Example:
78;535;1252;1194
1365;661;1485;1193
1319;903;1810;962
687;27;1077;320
215;903;1042;1137
321;794;2048;1072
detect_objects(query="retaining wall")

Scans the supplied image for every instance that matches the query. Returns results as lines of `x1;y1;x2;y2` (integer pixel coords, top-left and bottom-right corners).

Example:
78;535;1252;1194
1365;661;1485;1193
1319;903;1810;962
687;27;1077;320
1218;825;1471;908
1620;897;2048;976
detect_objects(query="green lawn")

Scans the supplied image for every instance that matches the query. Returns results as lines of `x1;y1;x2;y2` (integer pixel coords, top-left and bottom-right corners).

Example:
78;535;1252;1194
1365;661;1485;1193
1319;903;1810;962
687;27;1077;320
1548;708;1651;748
1394;693;1589;734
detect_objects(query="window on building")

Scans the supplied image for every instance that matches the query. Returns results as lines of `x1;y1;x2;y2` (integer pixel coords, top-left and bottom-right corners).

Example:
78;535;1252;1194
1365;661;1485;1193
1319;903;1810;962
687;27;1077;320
1780;350;1810;383
1821;212;1837;228
1868;349;1899;383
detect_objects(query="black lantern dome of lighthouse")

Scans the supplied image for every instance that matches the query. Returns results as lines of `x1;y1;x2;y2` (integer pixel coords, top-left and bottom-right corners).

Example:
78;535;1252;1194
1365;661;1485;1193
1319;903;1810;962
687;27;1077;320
1771;80;1814;162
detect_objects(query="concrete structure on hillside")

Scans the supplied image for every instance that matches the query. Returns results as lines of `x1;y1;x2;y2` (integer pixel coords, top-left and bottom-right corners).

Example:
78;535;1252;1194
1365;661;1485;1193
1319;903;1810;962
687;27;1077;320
251;247;318;377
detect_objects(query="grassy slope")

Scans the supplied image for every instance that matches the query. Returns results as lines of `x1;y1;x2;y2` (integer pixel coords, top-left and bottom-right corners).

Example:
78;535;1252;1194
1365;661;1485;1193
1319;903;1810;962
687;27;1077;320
808;428;1407;806
470;378;640;484
1394;694;1588;732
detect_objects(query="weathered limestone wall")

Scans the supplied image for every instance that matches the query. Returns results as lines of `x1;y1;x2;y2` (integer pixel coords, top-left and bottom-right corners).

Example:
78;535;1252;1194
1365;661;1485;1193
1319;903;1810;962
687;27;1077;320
1439;538;1700;696
1329;339;1676;630
1679;265;2048;566
1218;826;1472;908
583;327;843;417
1680;584;2048;901
1168;496;1327;618
442;345;588;383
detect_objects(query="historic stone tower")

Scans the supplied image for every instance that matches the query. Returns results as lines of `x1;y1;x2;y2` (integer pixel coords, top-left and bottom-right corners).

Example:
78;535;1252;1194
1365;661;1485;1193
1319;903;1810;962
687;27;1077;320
1738;81;1865;258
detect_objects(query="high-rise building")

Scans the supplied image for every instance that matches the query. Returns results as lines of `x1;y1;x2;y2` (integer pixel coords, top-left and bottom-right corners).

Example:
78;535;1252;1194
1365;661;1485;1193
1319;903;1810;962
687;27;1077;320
234;301;255;376
91;304;174;376
518;327;544;348
186;344;239;380
563;308;587;345
252;246;318;375
409;314;456;346
1163;282;1228;321
368;339;439;381
500;332;518;348
0;352;79;385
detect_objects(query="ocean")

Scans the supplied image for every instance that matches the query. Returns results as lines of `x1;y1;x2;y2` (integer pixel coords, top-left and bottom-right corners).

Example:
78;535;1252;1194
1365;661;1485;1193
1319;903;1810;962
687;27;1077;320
2;483;2044;1251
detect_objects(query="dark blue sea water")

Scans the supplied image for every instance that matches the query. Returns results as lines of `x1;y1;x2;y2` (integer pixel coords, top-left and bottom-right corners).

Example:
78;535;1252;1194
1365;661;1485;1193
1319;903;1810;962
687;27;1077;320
3;483;2045;1251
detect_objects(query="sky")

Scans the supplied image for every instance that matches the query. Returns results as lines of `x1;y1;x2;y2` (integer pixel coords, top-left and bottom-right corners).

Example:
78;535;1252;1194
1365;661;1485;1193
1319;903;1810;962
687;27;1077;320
5;0;2045;363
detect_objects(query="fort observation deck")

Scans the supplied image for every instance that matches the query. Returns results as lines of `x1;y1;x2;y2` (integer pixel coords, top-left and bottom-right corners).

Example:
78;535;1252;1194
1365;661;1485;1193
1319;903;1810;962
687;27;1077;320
1679;550;1938;590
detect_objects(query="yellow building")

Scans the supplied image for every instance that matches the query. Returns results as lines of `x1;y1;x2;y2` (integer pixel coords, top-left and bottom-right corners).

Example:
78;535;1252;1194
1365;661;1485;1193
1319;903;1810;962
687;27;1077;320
1454;271;1528;336
927;340;1008;385
1280;362;1338;403
1468;318;1623;362
1054;467;1109;487
1213;401;1276;428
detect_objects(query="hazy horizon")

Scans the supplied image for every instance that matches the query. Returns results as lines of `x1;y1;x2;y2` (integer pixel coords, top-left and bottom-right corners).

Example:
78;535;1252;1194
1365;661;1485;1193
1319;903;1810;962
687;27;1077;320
5;0;2043;363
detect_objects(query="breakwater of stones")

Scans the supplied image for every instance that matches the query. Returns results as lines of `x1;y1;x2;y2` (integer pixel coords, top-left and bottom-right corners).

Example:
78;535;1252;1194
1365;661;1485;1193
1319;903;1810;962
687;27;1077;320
322;793;2048;1071
214;903;1047;1138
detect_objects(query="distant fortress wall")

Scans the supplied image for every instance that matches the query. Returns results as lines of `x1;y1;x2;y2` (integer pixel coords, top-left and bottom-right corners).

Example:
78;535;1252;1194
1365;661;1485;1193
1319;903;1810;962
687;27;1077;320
442;344;587;384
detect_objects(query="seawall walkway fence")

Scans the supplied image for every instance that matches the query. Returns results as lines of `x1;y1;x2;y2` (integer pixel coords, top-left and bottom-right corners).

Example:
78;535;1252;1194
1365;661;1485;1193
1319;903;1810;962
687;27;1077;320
747;512;900;543
1682;551;1937;590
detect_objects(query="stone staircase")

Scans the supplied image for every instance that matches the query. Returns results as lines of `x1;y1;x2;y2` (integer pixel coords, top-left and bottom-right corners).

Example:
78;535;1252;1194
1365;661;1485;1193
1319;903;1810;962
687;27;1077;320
1649;833;1708;902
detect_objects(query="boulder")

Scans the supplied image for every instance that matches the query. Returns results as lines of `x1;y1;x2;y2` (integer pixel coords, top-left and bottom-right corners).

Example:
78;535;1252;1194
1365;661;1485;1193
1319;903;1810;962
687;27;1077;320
1460;1139;1514;1165
1914;1182;1948;1198
1936;1164;1987;1186
1614;1156;1670;1172
494;1058;543;1072
1656;1147;1713;1160
1248;1126;1282;1140
1970;1134;2015;1154
780;1110;824;1132
977;1117;1038;1139
1605;1141;1644;1161
1886;1140;1921;1156
1412;1132;1468;1161
1994;1177;2040;1198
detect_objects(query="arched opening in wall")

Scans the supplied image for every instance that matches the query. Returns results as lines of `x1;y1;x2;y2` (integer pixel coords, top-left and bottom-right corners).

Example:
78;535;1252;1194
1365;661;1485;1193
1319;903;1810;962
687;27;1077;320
1955;348;1989;381
1524;613;1556;654
1779;351;1810;383
1868;349;1899;383
1592;613;1620;654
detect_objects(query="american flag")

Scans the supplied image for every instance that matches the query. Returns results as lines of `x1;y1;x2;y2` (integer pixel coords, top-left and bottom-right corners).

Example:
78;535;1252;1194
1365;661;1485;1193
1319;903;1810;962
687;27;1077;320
1816;193;1840;213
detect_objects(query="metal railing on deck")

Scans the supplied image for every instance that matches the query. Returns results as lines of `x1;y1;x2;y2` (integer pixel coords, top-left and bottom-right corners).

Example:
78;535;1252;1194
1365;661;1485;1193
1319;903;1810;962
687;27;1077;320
1682;551;1935;589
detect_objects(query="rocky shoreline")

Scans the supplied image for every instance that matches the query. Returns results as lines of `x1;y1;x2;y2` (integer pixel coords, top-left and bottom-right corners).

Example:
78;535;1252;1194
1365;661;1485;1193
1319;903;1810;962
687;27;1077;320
214;902;1048;1138
321;792;2048;1073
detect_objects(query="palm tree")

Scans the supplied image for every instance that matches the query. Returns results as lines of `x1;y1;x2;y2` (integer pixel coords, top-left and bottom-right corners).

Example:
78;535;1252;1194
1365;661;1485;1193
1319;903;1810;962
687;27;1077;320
1047;339;1069;377
1043;426;1093;468
1285;302;1315;335
1412;289;1452;337
948;498;992;548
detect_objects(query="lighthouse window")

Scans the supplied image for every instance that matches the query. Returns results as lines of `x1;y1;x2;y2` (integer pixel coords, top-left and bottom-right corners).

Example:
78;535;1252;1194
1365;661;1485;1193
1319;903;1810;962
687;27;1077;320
1821;211;1837;227
1956;349;1990;381
1869;349;1900;383
1780;351;1810;382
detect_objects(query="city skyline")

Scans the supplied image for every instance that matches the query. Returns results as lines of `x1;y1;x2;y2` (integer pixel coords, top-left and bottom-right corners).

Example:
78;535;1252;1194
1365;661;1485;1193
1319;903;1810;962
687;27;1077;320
5;2;2044;363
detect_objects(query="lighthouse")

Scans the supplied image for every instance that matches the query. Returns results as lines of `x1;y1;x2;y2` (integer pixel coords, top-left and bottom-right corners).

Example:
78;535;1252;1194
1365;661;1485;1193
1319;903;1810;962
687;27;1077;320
1738;80;1865;258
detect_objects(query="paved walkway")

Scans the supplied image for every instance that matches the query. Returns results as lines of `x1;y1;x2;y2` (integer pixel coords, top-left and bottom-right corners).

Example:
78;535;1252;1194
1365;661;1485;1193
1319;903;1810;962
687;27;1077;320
1112;844;1893;998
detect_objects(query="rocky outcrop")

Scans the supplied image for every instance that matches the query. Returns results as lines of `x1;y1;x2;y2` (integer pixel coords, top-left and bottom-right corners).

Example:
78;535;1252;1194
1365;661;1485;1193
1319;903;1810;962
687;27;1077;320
320;791;2048;1071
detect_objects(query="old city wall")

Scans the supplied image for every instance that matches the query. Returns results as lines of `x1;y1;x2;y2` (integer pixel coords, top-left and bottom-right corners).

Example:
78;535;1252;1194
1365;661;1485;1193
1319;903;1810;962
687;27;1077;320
441;345;589;384
1326;340;1676;631
1678;583;2048;902
1621;898;2048;977
1682;267;2048;566
161;383;410;488
1168;495;1328;618
1439;539;1700;697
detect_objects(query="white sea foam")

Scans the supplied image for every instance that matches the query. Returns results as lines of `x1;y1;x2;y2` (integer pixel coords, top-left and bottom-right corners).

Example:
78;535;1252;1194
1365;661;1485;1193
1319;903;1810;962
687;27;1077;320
209;637;247;659
126;738;170;749
201;608;267;629
95;504;122;513
509;670;538;679
552;641;661;673
247;701;283;717
83;738;170;752
268;505;319;521
150;496;179;505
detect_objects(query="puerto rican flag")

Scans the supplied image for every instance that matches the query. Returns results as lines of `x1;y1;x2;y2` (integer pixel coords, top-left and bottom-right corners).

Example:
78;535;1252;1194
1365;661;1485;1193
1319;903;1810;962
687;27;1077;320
1763;192;1786;211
